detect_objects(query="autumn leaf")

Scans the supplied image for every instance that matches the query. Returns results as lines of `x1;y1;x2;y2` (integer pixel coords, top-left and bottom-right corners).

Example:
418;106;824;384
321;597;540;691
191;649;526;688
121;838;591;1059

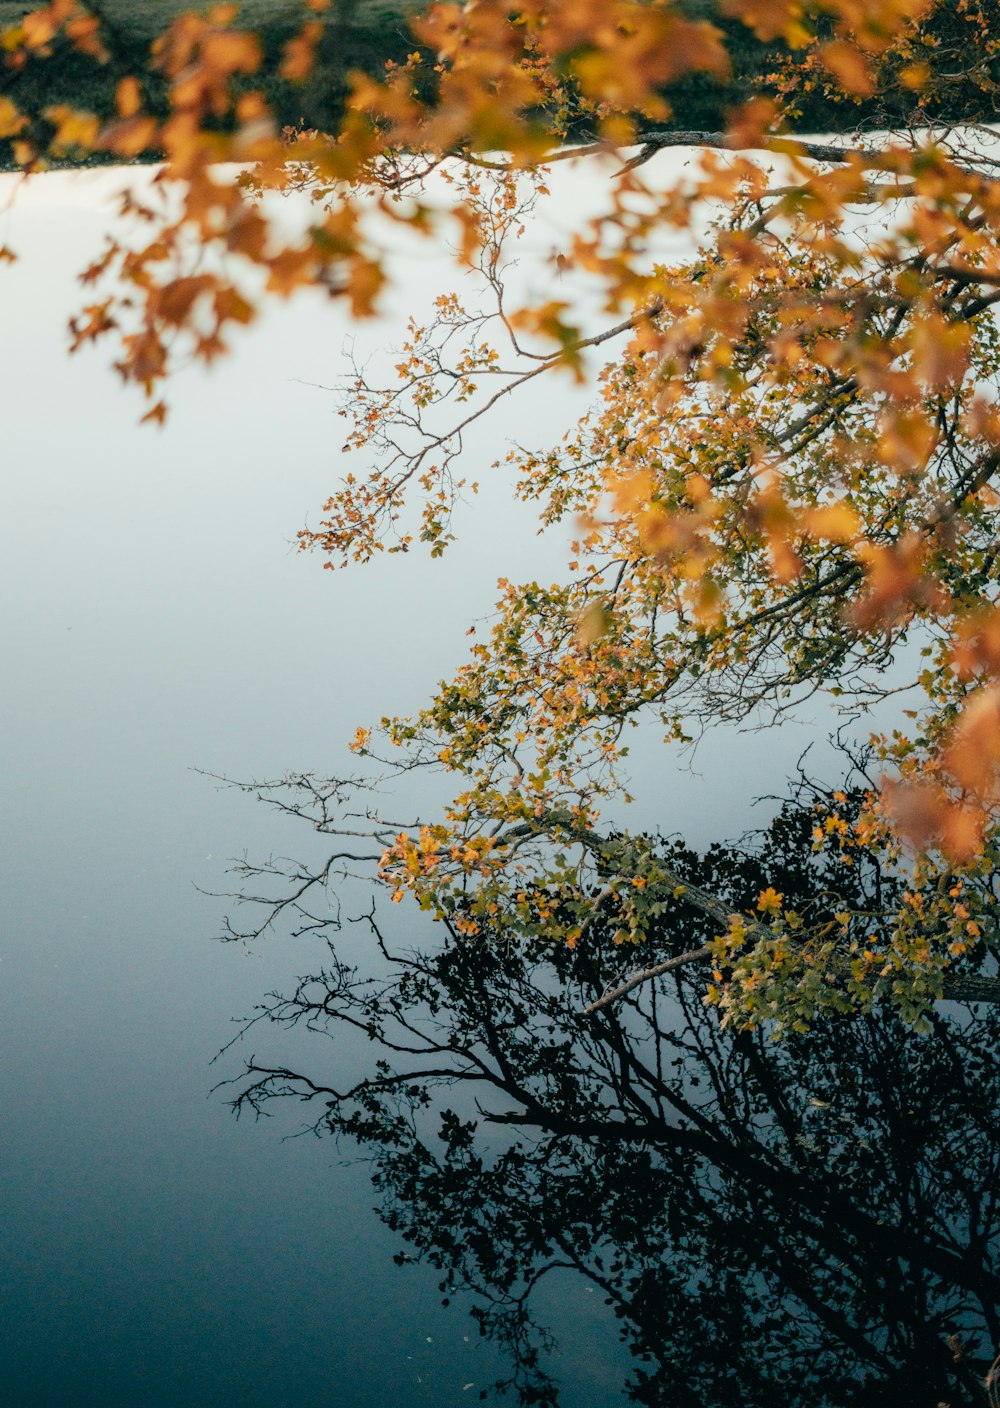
577;600;611;647
0;97;26;139
804;502;860;543
818;40;875;97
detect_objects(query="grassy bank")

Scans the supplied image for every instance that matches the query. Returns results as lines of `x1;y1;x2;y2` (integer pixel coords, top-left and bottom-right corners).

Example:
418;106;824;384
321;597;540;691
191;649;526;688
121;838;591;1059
0;1;401;31
0;1;421;167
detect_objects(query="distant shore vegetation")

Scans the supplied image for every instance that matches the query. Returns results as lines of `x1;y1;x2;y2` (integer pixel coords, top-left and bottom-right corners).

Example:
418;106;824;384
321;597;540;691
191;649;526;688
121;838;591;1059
4;0;1000;172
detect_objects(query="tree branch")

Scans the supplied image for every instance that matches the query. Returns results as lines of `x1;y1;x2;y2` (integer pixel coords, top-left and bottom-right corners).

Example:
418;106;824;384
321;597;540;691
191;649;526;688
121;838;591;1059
540;131;878;169
583;943;712;1012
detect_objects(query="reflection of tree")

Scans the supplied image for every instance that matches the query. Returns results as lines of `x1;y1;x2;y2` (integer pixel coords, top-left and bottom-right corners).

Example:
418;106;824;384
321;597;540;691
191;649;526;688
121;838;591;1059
224;793;1000;1407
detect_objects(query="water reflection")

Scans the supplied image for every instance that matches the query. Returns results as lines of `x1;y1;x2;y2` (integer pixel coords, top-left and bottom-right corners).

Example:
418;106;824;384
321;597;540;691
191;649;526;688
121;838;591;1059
225;805;1000;1407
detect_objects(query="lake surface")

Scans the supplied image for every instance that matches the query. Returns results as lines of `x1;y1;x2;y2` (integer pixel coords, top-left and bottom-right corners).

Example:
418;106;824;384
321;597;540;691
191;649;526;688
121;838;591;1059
2;166;996;1407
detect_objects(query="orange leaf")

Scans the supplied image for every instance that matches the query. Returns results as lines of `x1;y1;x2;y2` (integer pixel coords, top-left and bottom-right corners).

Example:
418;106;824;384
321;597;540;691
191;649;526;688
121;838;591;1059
721;0;808;45
818;40;875;97
116;76;142;119
200;31;261;77
942;687;1000;795
100;115;158;159
883;780;984;862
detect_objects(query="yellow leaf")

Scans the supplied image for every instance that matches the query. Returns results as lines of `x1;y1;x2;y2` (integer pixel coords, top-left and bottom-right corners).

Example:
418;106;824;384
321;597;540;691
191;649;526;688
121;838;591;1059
577;600;611;647
804;502;860;543
0;96;26;140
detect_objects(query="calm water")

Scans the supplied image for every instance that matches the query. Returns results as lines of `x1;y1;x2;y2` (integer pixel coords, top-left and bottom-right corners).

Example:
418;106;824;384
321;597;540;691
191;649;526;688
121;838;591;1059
2;168;993;1407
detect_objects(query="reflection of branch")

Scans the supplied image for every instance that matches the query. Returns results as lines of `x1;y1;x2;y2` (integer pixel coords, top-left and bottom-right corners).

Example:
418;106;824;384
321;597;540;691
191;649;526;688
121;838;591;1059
216;878;1000;1401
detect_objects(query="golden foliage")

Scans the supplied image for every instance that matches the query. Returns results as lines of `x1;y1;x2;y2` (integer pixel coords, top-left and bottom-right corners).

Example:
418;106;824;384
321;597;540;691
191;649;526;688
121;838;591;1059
10;0;1000;1025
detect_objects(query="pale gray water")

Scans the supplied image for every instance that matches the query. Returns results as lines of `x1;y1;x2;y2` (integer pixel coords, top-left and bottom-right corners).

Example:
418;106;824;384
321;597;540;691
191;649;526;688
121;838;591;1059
0;167;871;1406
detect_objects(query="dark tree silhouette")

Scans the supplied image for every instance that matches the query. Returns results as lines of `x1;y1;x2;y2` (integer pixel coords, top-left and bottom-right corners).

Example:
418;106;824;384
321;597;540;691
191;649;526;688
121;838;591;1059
220;786;1000;1406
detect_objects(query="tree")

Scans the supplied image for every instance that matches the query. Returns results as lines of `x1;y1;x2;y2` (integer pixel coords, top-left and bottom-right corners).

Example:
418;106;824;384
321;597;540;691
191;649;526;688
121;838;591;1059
222;796;1000;1403
9;0;1000;1025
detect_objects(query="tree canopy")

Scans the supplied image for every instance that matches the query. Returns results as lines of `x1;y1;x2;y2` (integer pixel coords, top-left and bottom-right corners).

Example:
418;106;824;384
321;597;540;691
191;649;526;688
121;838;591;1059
9;0;1000;1026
